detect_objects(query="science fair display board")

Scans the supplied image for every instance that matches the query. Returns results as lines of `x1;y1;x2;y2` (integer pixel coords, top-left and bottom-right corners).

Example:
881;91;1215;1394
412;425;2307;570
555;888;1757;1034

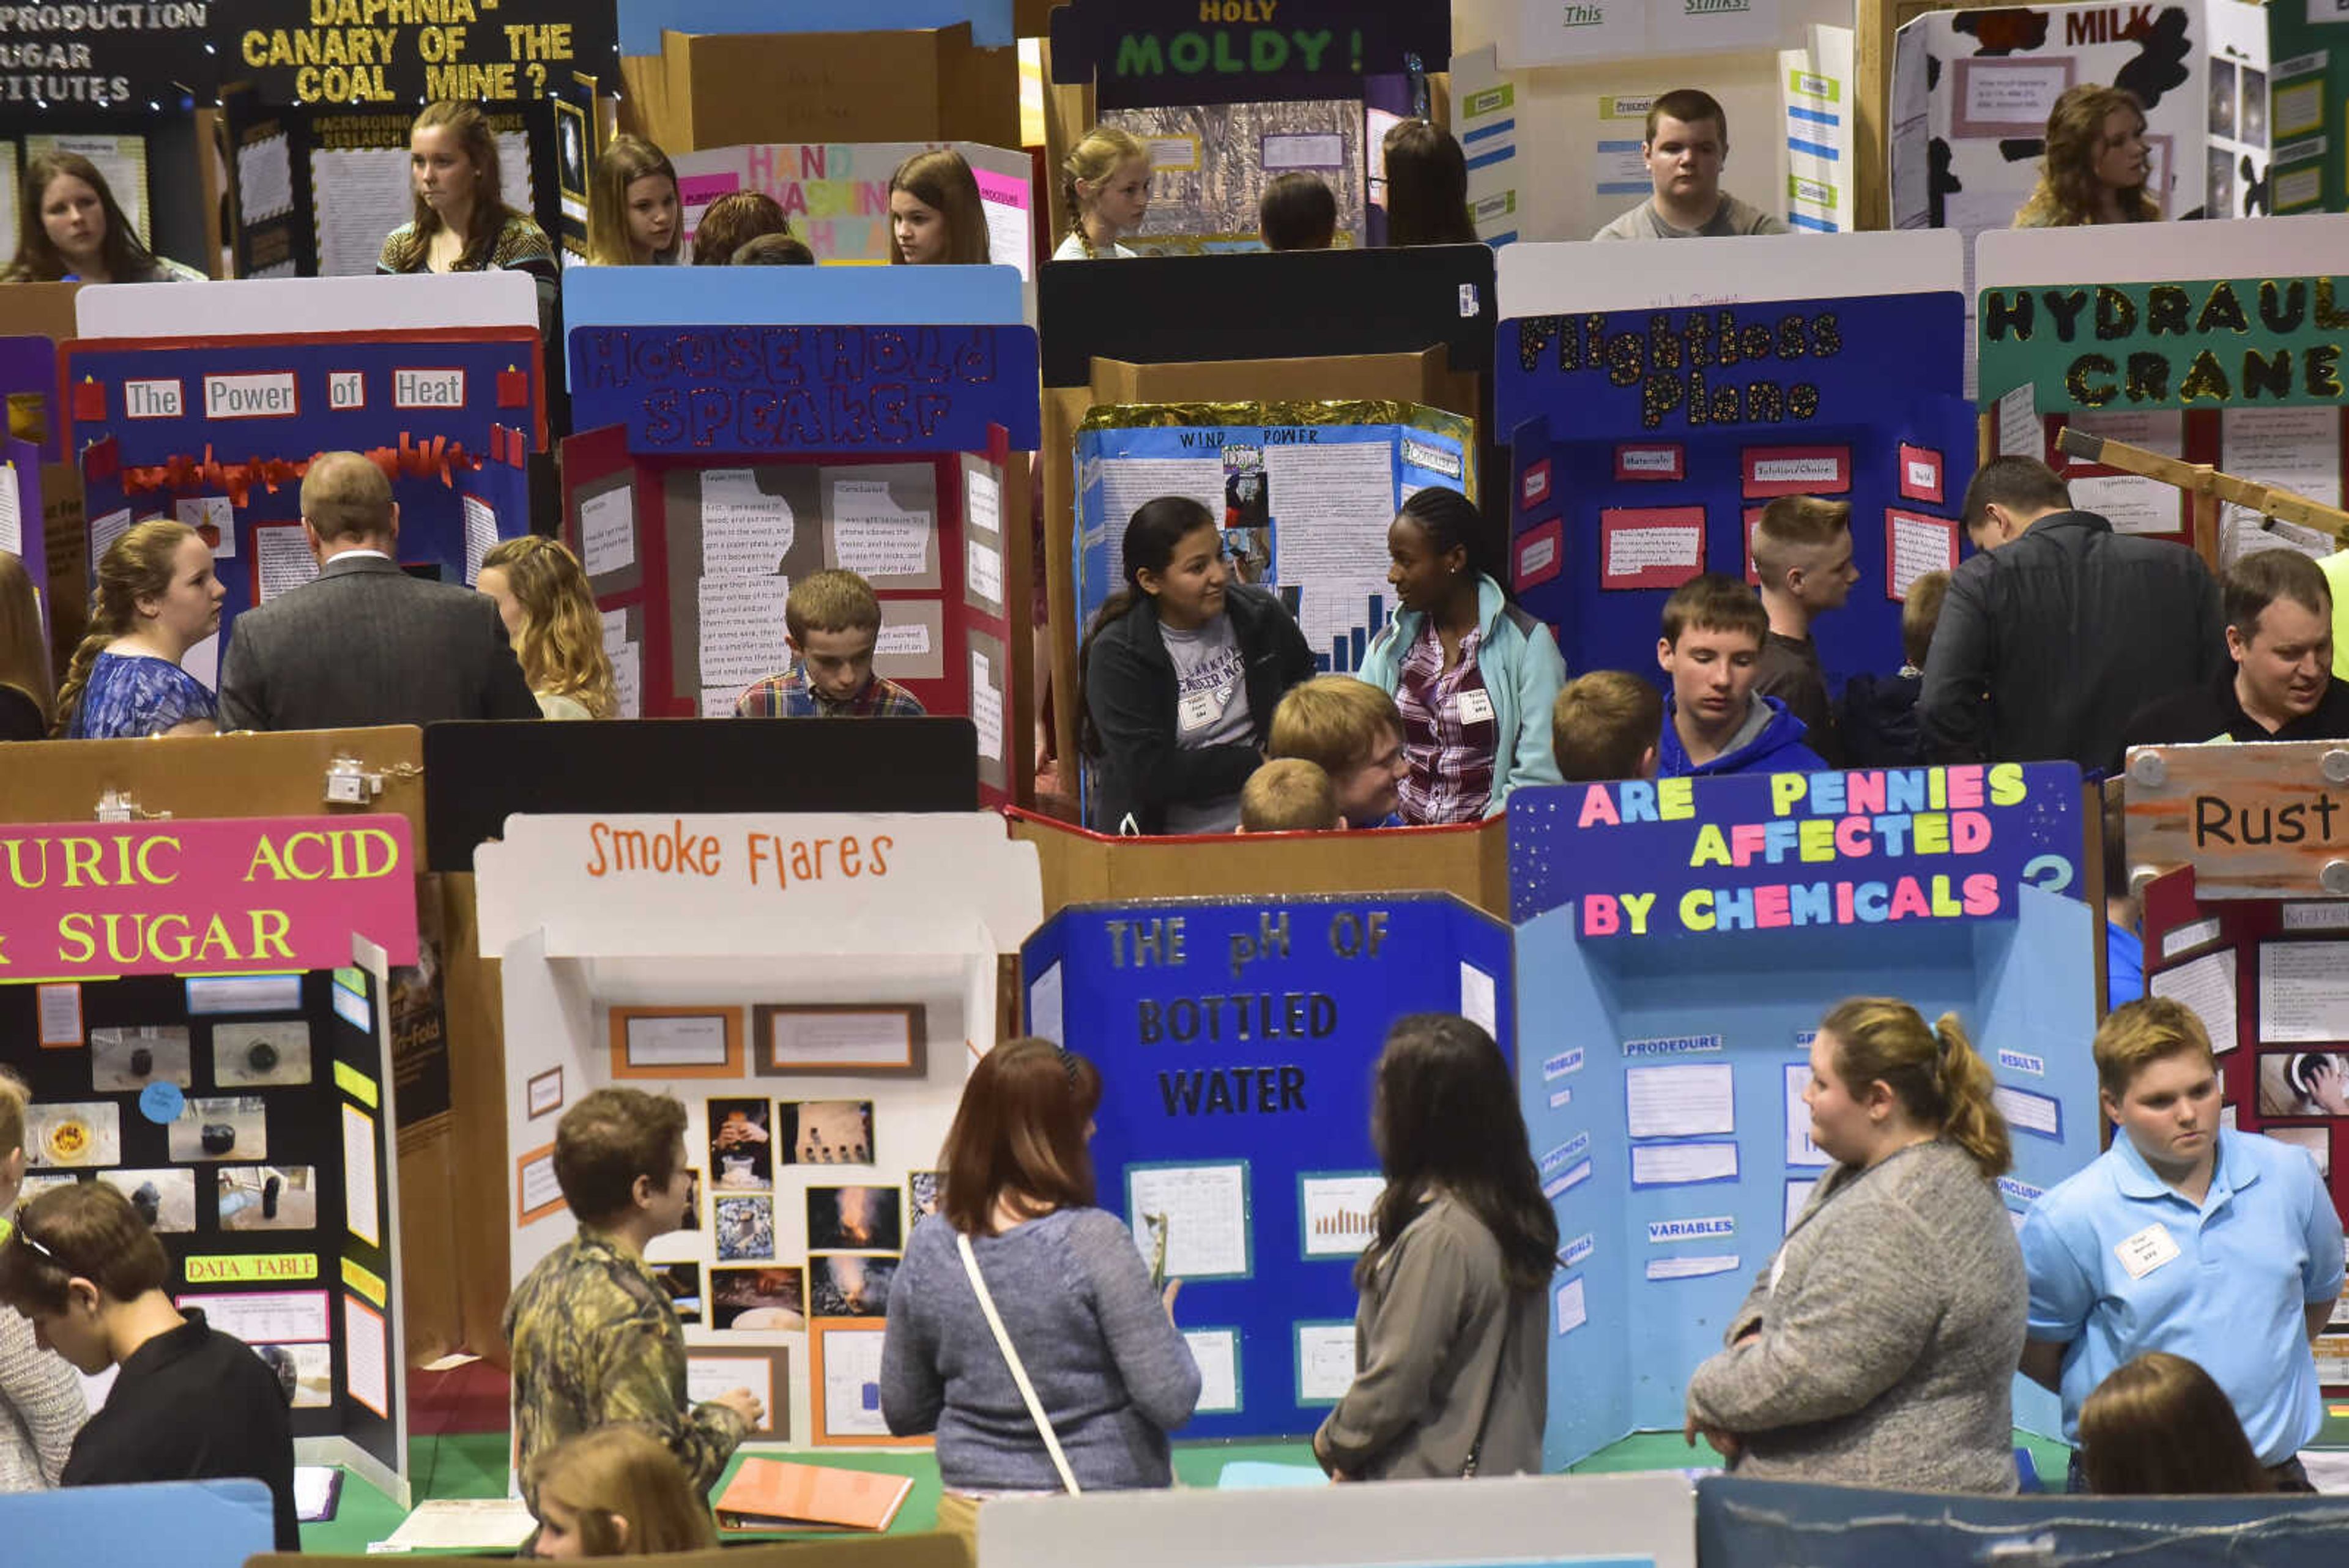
668;142;1037;275
477;812;1041;1452
1498;283;1975;686
1072;404;1472;678
1978;217;2349;563
560;267;1039;804
1890;0;2214;236
1021;892;1515;1442
1446;0;1858;243
62;277;546;686
1047;0;1450;253
2123;739;2349;1386
0;816;418;1504
1510;764;2101;1468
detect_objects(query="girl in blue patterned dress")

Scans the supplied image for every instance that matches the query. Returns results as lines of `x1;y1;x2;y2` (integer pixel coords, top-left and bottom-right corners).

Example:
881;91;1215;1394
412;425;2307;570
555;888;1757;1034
53;519;225;739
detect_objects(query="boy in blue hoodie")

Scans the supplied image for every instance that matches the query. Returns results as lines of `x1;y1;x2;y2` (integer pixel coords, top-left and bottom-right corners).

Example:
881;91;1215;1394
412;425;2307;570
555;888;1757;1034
1655;573;1828;778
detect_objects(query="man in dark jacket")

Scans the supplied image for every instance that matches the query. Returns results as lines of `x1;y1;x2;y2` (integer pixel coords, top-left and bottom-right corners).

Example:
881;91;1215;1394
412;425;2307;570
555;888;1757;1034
1920;456;2222;768
218;450;543;732
2120;547;2349;756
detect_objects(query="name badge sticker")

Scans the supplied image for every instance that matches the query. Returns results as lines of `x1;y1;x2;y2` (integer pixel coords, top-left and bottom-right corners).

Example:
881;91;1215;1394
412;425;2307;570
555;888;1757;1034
1178;690;1220;732
1457;688;1496;725
2114;1222;2181;1280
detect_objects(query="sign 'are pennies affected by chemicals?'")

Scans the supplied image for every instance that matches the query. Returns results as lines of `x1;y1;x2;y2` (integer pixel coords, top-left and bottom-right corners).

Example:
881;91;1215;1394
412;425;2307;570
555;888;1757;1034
220;0;617;105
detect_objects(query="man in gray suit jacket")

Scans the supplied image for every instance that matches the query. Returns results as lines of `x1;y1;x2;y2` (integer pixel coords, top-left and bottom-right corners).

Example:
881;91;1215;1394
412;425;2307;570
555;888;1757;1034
219;451;543;732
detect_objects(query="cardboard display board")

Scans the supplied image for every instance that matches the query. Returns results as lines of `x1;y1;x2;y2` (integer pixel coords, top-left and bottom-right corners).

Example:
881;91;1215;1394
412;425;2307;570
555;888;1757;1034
1500;288;1975;689
1891;0;2213;237
64;322;542;692
981;1471;1697;1568
668;141;1036;275
1976;220;2349;565
1510;764;2101;1468
1037;246;1496;776
2126;740;2349;1384
1022;892;1515;1441
622;24;1019;154
562;307;1039;806
0;287;88;666
1007;809;1507;920
478;812;1041;1450
0;814;418;1503
1072;404;1472;678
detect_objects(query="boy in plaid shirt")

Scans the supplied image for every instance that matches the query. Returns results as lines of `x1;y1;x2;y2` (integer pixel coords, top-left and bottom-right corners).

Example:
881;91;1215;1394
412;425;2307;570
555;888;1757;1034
733;569;927;718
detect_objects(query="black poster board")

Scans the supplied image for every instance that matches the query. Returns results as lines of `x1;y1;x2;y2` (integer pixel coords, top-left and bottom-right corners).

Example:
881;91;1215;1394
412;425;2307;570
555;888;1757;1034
1;966;404;1489
210;1;618;108
1037;245;1494;387
421;719;982;872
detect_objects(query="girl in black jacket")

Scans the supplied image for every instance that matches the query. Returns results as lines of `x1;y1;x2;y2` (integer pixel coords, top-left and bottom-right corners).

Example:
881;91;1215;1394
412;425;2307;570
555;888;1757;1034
1077;497;1316;834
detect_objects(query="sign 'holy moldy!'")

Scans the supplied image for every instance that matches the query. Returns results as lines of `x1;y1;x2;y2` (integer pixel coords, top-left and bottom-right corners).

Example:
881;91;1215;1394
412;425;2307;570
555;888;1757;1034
1049;0;1451;107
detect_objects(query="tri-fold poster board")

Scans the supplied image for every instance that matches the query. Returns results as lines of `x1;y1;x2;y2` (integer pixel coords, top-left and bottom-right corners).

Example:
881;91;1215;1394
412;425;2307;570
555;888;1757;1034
478;812;1042;1450
1499;286;1976;685
1977;221;2349;563
562;314;1041;804
2125;740;2349;1386
1022;892;1516;1441
0;814;418;1503
1073;403;1472;678
1508;764;2102;1466
61;285;547;683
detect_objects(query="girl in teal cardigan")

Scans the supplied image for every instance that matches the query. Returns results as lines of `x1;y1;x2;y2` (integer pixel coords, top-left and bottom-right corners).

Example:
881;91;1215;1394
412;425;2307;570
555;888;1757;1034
1357;488;1566;820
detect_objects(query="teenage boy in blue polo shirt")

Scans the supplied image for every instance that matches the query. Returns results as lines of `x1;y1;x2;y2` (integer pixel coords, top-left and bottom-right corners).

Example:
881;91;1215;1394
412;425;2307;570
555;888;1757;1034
2019;998;2343;1490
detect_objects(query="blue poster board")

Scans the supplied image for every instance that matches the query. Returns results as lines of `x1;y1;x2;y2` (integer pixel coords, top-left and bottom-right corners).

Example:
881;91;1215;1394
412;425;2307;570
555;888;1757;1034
66;330;543;656
1509;764;2099;1469
1022;893;1515;1442
1496;293;1975;692
570;322;1041;457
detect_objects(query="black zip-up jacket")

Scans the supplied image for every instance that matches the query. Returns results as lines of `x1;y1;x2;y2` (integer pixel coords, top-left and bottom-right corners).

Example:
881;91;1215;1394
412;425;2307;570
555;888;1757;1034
1918;511;2223;770
1083;584;1316;834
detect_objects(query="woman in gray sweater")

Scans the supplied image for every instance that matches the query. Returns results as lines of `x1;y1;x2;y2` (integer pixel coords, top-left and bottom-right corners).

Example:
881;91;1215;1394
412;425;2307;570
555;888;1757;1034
881;1039;1198;1533
1313;1014;1557;1480
1683;997;2026;1493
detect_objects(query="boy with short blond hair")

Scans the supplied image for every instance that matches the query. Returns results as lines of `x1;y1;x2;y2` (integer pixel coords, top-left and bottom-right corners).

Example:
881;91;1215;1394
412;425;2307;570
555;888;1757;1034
735;569;927;718
1267;677;1409;828
1751;495;1856;765
1551;671;1662;782
1239;757;1341;833
2021;998;2342;1492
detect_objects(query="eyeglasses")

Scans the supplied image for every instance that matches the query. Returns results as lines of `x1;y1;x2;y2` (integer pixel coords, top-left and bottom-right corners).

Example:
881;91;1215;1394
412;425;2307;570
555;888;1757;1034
10;1205;61;1267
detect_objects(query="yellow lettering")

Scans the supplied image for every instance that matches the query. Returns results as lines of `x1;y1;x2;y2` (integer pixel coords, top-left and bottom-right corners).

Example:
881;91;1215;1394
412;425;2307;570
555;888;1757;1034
245;836;294;881
1657;777;1694;820
1988;762;2025;807
250;909;295;960
1680;888;1715;932
56;912;93;964
1688;823;1731;868
136;836;180;885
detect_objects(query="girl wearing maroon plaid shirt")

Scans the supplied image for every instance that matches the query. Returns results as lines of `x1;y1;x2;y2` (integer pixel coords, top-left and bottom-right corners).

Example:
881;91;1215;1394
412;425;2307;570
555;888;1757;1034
1359;488;1565;823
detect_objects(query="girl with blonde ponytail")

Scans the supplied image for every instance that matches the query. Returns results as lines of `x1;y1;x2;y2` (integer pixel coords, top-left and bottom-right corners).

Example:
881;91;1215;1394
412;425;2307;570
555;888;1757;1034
1054;126;1150;261
1681;996;2027;1493
53;519;225;739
